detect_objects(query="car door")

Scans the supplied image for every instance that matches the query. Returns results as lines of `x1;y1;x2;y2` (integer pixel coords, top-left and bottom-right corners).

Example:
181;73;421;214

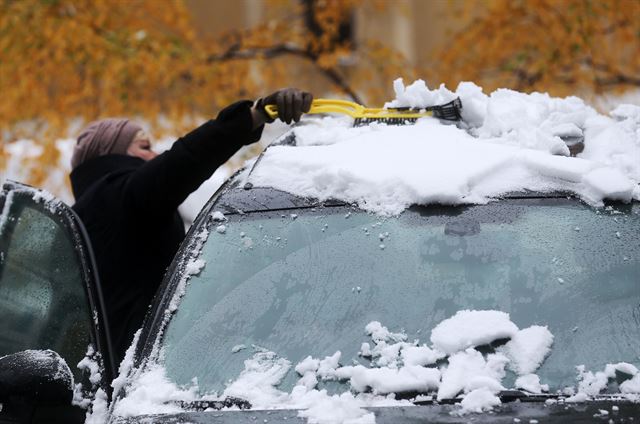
0;181;115;423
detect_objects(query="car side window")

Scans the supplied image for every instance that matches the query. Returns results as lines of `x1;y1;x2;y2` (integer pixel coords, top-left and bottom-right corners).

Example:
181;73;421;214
0;193;93;381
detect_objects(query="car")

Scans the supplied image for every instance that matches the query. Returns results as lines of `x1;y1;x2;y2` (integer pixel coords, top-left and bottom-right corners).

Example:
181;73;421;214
1;117;639;424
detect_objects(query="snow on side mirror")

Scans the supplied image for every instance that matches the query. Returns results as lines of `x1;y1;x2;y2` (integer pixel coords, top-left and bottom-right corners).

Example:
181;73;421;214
0;349;74;405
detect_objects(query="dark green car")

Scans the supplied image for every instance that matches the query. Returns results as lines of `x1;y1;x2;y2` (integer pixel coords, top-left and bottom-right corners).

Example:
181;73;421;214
1;152;639;423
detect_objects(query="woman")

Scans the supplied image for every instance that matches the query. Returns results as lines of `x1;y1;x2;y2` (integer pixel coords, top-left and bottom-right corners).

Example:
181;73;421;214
70;89;312;365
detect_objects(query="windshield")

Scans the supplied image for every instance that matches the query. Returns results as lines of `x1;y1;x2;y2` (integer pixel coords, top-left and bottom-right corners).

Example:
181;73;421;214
162;198;640;397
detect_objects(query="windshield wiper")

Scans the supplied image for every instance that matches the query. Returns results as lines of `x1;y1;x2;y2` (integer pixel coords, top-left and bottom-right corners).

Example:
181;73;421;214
496;390;559;403
174;396;252;411
403;390;560;405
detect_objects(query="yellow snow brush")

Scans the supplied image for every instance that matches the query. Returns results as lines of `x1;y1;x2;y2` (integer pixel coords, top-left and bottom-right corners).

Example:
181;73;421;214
264;98;462;126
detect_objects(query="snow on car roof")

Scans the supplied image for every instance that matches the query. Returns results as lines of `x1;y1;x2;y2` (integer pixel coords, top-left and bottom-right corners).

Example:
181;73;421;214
247;79;640;215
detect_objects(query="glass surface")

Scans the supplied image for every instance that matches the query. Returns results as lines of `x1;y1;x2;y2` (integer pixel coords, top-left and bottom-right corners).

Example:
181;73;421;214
0;195;93;381
163;200;640;395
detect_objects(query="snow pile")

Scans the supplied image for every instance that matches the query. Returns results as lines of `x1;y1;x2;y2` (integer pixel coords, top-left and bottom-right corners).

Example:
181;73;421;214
223;350;291;405
111;334;137;389
457;387;501;414
514;374;548;394
249;79;640;215
437;348;508;399
108;329;186;418
499;326;554;375
113;362;199;416
621;375;640;394
183;258;205;276
211;211;227;221
594;89;640;116
177;166;230;227
111;309;638;422
84;389;109;424
73;345;103;409
297;392;376;424
0;190;15;233
165;225;211;315
430;310;518;354
574;362;640;398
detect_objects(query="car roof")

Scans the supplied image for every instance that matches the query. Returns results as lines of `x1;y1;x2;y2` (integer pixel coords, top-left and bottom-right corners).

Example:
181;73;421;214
211;124;580;214
213;171;581;216
213;126;629;215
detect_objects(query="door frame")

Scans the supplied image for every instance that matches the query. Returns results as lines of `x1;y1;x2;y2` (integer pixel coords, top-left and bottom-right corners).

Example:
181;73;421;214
0;180;117;392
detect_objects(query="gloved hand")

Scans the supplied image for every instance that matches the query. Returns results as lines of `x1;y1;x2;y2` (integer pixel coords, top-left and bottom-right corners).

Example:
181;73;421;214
253;88;313;126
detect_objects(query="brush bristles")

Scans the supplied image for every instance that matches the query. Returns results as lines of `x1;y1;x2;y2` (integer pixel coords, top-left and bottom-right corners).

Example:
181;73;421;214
353;97;462;127
353;118;419;127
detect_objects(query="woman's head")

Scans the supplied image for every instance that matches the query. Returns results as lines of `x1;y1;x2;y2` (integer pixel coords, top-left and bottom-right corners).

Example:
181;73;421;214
71;118;157;169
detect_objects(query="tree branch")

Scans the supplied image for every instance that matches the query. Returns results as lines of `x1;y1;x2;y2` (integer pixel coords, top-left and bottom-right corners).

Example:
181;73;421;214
584;58;640;87
595;74;640;87
206;44;363;104
512;68;543;90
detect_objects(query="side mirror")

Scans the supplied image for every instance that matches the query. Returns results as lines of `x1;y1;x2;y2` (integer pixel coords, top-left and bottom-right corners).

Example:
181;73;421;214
0;350;89;423
0;349;74;404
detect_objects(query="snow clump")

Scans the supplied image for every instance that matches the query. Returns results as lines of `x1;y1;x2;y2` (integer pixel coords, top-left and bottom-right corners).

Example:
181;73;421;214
183;258;205;276
430;310;519;354
457;387;501;414
211;211;226;221
515;374;548;394
437;348;508;400
499;325;554;375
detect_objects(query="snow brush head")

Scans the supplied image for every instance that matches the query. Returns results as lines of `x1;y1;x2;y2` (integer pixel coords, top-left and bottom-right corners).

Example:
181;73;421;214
354;98;463;127
264;98;463;127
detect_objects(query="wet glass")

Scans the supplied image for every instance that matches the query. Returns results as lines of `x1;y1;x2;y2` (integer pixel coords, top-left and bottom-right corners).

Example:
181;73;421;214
0;196;93;381
162;199;640;395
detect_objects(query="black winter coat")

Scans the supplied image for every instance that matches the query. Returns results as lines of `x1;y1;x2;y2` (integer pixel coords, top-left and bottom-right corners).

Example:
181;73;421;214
70;101;263;364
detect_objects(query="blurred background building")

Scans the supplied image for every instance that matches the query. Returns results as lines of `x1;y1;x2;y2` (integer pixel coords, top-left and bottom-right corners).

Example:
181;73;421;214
186;0;467;70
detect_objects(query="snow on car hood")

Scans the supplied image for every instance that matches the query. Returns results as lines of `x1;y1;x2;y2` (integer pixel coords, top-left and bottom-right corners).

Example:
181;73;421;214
112;310;640;423
248;79;640;215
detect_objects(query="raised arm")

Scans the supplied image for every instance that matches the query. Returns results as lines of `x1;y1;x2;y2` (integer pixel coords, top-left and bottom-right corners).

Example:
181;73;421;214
122;100;259;222
122;89;313;223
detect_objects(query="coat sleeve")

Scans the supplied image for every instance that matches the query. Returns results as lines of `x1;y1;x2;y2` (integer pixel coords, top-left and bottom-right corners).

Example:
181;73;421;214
122;100;263;222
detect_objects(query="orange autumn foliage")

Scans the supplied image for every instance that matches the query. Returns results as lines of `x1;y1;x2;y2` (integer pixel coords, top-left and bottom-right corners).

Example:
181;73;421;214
0;0;411;187
0;0;410;137
429;0;640;96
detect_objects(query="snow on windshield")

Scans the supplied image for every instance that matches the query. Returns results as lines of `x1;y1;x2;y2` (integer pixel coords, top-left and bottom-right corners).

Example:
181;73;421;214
248;79;640;215
113;310;639;422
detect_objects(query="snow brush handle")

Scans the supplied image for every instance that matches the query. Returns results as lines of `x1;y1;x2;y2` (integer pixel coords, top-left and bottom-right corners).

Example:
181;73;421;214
264;99;367;120
263;98;463;121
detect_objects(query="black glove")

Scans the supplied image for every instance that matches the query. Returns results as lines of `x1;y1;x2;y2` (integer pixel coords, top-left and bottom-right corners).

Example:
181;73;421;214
257;88;313;124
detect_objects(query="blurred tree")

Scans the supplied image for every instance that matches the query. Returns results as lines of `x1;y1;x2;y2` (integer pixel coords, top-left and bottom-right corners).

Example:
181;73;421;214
0;0;412;186
430;0;640;96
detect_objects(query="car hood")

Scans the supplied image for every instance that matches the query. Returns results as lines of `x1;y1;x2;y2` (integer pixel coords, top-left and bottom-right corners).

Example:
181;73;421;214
112;402;638;423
